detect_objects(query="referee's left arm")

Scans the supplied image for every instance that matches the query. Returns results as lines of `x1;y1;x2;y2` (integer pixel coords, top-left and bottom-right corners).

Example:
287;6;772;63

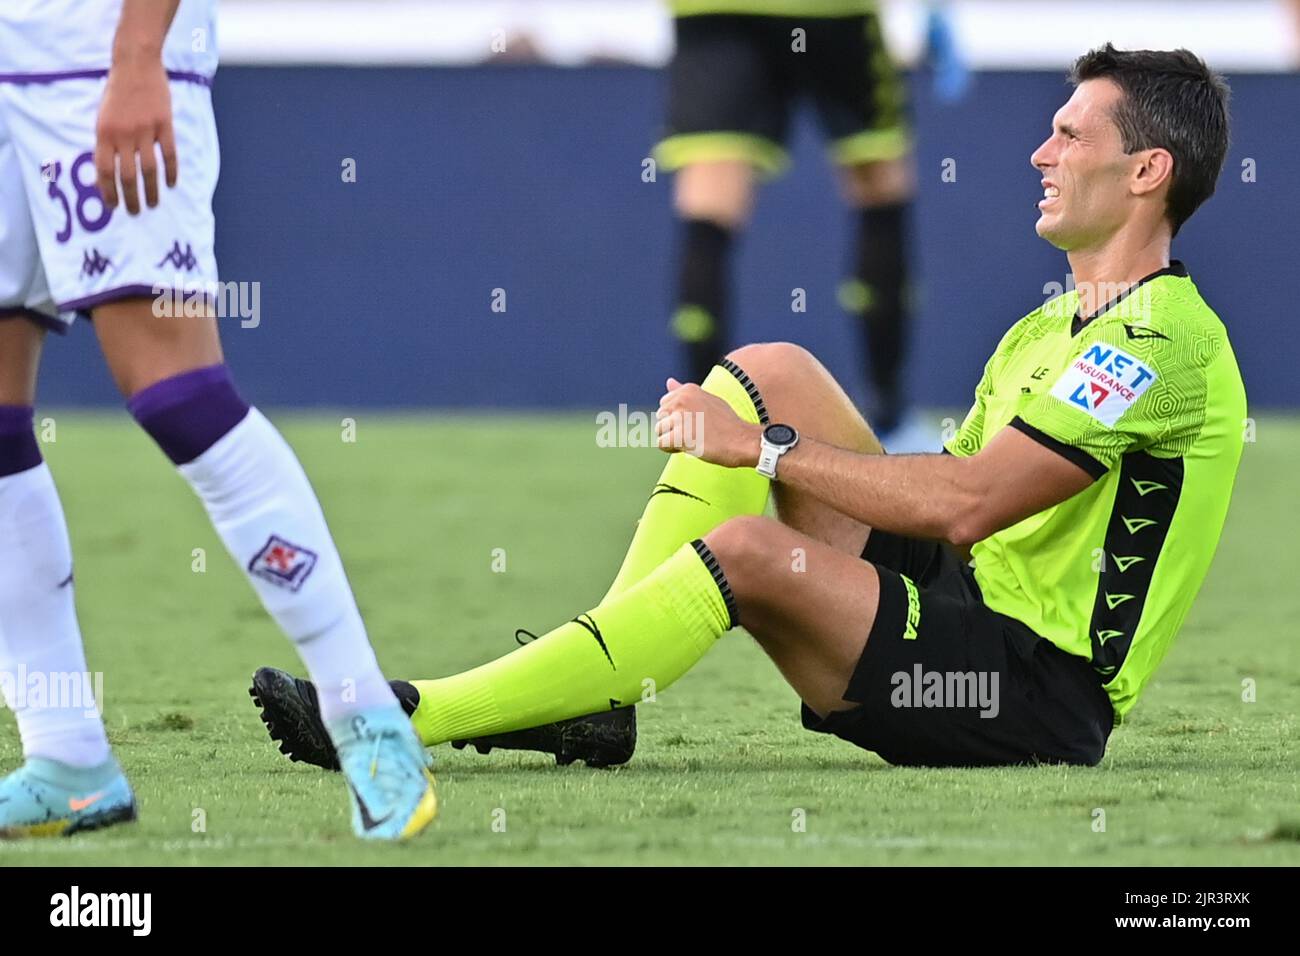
772;426;1096;547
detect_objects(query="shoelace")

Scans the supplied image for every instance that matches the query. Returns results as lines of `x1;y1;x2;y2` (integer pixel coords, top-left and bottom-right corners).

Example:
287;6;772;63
514;628;539;645
355;727;420;800
368;731;385;779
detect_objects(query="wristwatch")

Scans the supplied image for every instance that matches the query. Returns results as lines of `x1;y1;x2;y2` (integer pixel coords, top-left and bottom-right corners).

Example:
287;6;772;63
756;423;799;480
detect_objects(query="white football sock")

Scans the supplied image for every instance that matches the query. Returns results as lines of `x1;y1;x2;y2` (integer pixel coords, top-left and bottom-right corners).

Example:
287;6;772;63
178;408;396;724
0;463;112;768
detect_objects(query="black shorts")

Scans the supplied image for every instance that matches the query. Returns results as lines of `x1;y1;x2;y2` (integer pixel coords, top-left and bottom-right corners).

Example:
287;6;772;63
657;13;910;176
800;530;1116;767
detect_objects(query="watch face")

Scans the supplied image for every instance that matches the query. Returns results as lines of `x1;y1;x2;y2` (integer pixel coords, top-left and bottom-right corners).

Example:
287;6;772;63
764;424;797;446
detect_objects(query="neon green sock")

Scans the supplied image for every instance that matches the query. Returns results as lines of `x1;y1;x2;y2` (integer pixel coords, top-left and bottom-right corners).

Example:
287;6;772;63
410;541;735;746
602;360;769;601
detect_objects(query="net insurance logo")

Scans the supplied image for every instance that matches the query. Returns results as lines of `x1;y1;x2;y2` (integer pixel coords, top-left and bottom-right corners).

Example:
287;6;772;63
1050;343;1158;428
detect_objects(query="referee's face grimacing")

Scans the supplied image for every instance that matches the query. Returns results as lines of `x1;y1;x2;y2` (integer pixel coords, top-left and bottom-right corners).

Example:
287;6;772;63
1030;79;1137;250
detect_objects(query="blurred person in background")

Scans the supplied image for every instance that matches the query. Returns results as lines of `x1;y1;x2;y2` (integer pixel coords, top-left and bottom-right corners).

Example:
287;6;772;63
655;0;966;451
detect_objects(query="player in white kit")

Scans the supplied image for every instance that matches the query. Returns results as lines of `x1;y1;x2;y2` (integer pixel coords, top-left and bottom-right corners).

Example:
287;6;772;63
0;0;436;840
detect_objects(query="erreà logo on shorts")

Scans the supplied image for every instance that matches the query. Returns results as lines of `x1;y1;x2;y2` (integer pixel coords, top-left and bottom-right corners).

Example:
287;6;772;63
49;886;151;937
1049;343;1157;428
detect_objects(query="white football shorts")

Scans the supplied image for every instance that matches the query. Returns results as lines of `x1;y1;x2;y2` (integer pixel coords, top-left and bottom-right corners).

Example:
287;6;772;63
0;73;219;330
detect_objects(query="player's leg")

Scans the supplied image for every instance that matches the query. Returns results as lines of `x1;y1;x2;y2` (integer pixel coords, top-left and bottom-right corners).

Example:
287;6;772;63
90;297;434;838
0;99;134;835
0;314;42;404
670;159;755;385
839;156;920;443
78;81;415;738
702;516;881;716
0;320;118;777
656;13;788;385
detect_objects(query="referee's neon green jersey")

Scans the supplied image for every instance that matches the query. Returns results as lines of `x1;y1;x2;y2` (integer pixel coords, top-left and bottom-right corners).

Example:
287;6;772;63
669;1;875;17
945;263;1246;719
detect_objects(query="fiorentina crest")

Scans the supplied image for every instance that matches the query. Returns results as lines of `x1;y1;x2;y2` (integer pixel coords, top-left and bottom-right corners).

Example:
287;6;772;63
248;535;318;591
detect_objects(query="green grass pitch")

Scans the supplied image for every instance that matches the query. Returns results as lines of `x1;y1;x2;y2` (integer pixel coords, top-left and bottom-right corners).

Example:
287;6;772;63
2;412;1298;866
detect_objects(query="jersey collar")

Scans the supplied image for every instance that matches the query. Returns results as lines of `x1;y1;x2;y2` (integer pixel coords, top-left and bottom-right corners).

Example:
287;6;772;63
1071;260;1189;336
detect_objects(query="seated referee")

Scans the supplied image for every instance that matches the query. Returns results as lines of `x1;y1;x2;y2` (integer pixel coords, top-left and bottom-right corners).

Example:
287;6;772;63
252;45;1243;771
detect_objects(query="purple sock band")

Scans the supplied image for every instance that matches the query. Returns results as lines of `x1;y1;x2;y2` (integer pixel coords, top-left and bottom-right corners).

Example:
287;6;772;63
127;364;251;465
0;405;41;477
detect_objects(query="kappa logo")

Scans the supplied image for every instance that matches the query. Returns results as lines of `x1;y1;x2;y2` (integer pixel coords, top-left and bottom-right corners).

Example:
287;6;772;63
81;248;113;277
156;240;197;271
248;535;318;591
1049;343;1157;428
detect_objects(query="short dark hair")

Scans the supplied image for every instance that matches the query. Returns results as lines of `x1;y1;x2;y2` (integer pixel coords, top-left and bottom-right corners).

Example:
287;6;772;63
1070;44;1230;237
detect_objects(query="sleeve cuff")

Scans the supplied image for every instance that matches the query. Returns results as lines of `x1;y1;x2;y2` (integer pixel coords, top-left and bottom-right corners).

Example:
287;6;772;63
1008;416;1108;480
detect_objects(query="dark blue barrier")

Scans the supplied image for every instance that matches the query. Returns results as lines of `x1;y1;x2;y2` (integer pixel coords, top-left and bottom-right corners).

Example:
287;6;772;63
37;65;1297;409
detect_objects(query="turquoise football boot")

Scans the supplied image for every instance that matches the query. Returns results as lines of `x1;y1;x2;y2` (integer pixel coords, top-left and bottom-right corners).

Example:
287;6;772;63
0;757;136;839
328;706;437;841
